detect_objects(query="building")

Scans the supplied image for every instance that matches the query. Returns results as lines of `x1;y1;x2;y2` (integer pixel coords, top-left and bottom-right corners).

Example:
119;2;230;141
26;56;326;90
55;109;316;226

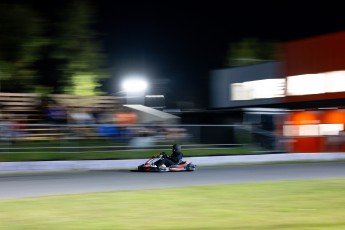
210;31;345;152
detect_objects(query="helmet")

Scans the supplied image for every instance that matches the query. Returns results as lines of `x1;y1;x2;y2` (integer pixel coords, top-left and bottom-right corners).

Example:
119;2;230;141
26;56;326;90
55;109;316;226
172;144;181;152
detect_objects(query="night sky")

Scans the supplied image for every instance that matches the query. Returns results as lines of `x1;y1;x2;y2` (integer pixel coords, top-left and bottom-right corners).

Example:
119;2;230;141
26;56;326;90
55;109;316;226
6;0;345;108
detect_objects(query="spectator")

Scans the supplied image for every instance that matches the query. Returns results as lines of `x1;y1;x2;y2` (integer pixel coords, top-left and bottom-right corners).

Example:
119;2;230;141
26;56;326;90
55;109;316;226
45;101;67;124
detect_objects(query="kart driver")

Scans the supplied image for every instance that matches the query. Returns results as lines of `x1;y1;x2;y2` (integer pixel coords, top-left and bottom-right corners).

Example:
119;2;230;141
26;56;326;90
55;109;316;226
155;144;183;169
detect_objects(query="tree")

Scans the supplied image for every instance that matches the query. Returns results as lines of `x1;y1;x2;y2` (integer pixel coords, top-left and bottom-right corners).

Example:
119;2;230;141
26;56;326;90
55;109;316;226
0;4;47;92
47;0;108;96
0;1;108;96
225;38;280;67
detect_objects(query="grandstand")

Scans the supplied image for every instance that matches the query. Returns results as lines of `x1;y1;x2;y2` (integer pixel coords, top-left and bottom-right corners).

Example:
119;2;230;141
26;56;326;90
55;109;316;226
0;92;41;122
0;93;122;141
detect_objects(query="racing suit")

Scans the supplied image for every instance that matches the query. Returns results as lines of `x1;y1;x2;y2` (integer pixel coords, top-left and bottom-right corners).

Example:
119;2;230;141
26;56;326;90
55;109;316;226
156;149;183;168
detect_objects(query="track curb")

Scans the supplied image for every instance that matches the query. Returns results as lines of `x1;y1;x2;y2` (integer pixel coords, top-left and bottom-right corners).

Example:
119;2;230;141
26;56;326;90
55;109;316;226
1;152;345;173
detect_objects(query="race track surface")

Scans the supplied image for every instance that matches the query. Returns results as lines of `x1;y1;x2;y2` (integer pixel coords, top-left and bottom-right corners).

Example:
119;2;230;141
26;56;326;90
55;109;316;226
1;162;345;199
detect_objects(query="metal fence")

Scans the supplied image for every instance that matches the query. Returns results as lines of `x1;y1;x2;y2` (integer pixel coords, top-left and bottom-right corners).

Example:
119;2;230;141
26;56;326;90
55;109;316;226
0;123;282;154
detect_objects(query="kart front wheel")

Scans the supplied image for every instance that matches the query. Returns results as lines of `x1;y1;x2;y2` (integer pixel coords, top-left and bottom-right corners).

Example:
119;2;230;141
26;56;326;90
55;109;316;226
186;163;196;171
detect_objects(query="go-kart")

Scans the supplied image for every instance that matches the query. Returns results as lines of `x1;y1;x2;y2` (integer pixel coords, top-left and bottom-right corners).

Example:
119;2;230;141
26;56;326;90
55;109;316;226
137;152;196;172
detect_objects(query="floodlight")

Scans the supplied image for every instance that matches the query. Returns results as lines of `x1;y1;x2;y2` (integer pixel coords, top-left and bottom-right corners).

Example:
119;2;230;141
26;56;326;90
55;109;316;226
122;78;148;93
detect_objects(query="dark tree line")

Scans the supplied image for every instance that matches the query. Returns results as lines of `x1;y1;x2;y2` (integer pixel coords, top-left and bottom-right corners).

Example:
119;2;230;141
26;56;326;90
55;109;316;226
226;38;281;67
0;0;108;95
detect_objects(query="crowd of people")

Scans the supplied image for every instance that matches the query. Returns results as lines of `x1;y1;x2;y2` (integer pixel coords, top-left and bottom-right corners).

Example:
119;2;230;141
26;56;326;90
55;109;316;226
0;97;190;145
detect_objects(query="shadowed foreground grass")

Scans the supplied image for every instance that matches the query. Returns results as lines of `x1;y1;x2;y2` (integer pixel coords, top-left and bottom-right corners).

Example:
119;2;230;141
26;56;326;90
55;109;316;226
0;178;345;229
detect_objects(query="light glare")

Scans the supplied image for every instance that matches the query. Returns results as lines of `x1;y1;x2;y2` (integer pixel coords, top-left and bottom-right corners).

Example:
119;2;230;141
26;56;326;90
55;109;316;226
122;79;148;93
231;79;285;100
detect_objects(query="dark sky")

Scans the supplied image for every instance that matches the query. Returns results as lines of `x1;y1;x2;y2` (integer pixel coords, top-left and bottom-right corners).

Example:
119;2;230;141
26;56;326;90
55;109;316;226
91;1;345;108
6;0;345;108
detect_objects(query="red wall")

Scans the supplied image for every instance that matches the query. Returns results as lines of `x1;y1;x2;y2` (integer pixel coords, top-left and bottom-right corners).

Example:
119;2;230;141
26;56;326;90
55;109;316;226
286;110;345;152
286;111;323;152
283;31;345;75
321;110;345;152
282;31;345;103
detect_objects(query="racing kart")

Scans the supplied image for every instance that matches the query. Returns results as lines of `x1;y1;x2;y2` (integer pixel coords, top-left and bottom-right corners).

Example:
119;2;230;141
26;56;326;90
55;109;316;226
137;152;196;172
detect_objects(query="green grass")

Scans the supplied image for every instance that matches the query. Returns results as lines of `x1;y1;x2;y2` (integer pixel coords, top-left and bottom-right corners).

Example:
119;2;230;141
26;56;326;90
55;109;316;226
0;139;255;161
0;178;345;229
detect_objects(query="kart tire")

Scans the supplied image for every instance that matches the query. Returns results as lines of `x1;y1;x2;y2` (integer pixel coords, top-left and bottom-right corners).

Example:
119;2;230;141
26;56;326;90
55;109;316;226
186;163;196;171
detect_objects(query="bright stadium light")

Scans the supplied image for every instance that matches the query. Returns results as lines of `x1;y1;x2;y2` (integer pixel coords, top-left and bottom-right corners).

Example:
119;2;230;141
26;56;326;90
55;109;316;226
120;75;149;105
121;77;148;93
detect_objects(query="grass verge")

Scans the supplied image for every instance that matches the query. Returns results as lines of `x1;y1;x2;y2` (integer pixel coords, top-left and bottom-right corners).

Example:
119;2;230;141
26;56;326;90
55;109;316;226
0;178;345;229
0;144;255;162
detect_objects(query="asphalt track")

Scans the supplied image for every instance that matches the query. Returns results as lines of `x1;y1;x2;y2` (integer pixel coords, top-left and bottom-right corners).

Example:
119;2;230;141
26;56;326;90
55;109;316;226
1;162;345;199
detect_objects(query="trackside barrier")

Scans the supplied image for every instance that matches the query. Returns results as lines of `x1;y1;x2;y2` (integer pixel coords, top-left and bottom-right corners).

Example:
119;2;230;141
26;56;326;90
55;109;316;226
0;123;282;154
